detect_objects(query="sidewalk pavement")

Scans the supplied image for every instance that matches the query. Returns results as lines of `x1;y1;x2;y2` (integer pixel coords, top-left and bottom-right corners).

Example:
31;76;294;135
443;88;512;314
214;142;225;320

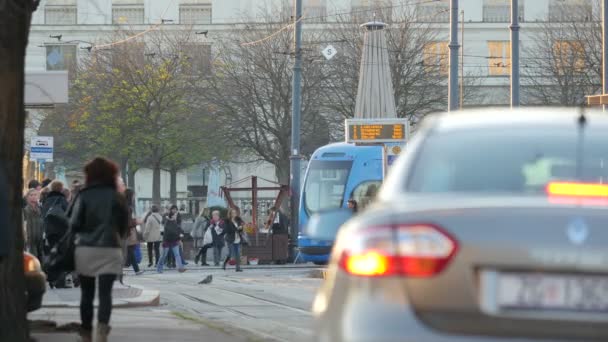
29;307;248;342
43;283;160;308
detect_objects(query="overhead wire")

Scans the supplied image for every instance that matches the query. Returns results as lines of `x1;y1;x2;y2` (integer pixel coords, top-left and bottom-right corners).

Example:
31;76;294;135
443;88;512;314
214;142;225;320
91;0;176;50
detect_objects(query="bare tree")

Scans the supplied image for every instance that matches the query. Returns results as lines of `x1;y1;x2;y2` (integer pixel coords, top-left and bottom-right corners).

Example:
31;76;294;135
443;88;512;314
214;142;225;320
522;0;601;105
200;18;331;184
0;1;38;340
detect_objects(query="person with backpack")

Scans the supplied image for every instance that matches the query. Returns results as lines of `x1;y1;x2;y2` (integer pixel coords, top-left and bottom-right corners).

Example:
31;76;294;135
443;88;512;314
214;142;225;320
143;205;162;268
42;180;69;249
157;206;186;273
41;180;70;287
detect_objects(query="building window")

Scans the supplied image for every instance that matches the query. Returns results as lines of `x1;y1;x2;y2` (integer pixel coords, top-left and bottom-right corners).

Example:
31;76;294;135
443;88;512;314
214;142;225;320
553;40;586;72
179;4;212;24
46;44;77;78
415;0;449;23
423;41;449;75
305;6;328;23
488;41;511;76
548;0;593;22
182;44;212;74
112;4;145;24
482;0;524;22
45;5;77;24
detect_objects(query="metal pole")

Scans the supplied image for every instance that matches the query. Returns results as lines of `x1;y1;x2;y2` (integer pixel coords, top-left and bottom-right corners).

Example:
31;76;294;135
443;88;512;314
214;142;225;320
460;9;464;109
510;0;520;107
289;0;303;260
602;0;608;111
448;0;460;111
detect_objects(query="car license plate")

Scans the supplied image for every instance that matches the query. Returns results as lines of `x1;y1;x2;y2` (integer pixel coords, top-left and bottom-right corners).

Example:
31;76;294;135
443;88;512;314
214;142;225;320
497;273;608;312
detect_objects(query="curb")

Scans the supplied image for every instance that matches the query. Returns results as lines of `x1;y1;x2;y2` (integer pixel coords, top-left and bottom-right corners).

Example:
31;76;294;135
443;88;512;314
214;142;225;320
308;269;327;279
43;286;160;309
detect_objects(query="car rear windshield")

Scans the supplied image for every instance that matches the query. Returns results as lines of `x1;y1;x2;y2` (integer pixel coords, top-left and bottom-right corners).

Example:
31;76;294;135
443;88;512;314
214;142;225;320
407;126;608;194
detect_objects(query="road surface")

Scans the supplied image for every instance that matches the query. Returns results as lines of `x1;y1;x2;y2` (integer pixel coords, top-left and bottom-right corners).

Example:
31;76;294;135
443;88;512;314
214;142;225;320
127;266;321;341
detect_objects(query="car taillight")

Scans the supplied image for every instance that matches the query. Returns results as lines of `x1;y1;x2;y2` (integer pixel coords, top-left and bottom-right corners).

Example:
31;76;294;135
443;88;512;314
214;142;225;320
546;182;608;205
338;224;458;278
547;182;608;198
23;252;41;273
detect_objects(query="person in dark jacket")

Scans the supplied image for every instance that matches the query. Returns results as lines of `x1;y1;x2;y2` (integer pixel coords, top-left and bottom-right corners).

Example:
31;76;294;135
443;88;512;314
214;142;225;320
157;205;187;273
70;157;129;342
207;210;225;266
223;208;244;272
164;205;183;268
42;180;69;253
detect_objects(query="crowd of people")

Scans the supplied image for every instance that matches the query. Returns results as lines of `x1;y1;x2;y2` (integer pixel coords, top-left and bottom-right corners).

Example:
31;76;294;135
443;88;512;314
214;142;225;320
22;156;289;341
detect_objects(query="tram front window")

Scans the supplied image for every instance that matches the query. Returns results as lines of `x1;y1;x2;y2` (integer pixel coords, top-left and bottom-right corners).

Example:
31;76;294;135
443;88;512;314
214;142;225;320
304;160;353;214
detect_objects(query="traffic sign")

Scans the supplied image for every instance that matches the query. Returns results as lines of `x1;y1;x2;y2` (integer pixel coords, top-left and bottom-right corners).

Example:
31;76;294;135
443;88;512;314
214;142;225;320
385;143;403;166
30;136;53;162
345;119;408;144
322;45;337;60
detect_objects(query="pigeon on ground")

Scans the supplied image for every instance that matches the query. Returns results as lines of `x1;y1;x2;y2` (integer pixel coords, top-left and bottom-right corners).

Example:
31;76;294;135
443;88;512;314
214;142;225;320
198;275;213;284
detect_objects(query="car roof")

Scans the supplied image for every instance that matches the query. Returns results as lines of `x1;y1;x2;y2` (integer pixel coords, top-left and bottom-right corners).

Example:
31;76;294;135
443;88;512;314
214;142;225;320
428;107;608;132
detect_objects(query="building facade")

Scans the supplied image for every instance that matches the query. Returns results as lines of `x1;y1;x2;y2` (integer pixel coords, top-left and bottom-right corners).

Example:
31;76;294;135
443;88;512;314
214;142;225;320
26;0;598;210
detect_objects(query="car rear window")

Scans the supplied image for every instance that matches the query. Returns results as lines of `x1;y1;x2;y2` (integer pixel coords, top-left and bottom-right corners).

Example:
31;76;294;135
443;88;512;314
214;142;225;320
406;126;608;194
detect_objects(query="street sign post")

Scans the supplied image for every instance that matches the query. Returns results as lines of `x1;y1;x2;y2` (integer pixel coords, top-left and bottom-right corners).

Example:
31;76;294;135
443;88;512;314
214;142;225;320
30;136;53;162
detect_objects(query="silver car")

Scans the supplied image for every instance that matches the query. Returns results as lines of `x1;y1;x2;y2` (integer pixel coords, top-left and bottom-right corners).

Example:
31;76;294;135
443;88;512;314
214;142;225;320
312;108;608;342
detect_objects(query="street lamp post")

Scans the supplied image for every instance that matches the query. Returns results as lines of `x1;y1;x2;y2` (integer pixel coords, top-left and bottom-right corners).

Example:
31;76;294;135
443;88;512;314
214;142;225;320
603;0;608;111
448;0;460;111
289;0;303;260
510;0;520;107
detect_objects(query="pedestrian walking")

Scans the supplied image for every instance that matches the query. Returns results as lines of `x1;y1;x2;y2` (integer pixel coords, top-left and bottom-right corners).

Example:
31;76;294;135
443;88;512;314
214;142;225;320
143;205;162;267
223;208;244;272
157;205;186;273
70;157;130;342
124;189;143;275
23;188;44;259
208;210;225;266
163;205;182;268
41;180;69;258
193;208;210;265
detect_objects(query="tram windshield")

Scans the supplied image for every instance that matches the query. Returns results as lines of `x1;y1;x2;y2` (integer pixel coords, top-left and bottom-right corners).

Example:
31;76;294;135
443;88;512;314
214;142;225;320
304;160;353;214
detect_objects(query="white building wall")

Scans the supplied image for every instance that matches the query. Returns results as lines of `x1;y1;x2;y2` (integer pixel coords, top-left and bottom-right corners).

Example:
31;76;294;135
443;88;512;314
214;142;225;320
26;0;594;195
78;0;112;24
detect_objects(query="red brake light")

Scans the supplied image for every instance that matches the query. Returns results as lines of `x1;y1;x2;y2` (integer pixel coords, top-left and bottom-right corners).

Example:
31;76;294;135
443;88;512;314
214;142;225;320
338;224;458;278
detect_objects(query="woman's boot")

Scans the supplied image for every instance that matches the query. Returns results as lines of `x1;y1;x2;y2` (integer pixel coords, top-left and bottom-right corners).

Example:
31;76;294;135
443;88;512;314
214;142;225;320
222;256;229;270
96;323;111;342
